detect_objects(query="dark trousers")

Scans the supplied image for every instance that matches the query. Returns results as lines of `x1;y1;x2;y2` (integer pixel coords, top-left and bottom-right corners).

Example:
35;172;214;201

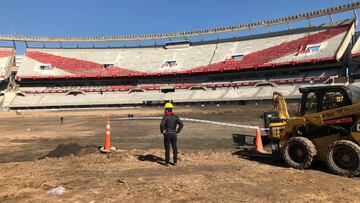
164;133;177;163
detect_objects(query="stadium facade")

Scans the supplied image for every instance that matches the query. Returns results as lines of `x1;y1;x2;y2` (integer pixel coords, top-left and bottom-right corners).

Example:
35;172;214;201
1;2;360;109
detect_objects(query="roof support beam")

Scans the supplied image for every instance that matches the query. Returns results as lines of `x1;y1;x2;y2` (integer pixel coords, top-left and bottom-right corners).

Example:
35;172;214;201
0;2;359;42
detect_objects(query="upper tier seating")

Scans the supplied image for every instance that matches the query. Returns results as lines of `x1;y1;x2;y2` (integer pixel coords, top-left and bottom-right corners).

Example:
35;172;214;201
16;20;353;79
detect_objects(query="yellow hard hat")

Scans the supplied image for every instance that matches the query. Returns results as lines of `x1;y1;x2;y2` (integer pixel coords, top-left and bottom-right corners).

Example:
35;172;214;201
164;102;174;109
335;95;343;103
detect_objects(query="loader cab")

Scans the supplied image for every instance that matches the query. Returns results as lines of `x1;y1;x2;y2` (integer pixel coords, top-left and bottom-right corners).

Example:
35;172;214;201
298;85;360;116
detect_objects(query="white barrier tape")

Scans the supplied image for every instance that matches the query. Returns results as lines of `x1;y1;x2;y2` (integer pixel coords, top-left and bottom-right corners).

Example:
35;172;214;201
113;117;269;131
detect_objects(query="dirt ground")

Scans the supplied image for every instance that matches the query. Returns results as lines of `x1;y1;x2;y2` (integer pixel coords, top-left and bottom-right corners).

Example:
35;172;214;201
0;105;359;202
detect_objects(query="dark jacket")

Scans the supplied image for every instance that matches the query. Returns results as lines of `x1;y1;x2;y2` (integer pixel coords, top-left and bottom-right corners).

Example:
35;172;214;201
160;113;184;134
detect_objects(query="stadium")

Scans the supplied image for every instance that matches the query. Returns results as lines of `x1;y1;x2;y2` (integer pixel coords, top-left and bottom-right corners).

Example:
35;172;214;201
0;2;359;109
1;1;360;202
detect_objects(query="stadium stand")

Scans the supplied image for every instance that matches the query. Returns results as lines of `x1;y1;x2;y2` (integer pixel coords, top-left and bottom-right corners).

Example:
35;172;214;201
0;47;15;107
8;19;355;109
16;20;353;79
0;47;15;81
9;85;302;109
1;1;360;109
17;74;331;94
350;31;360;79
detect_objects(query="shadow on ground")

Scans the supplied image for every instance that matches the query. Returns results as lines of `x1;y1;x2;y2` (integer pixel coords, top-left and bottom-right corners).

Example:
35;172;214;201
232;148;286;167
232;133;334;174
137;154;167;166
232;148;335;175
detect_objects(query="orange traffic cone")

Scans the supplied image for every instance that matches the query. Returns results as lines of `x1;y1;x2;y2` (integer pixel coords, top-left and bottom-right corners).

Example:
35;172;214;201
255;127;266;153
100;118;111;153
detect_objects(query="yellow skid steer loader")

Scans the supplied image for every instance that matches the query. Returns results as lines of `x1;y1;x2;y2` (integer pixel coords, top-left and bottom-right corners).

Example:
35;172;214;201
264;85;360;176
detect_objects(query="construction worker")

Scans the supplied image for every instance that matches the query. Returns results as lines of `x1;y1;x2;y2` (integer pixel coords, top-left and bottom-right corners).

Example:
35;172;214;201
160;102;184;166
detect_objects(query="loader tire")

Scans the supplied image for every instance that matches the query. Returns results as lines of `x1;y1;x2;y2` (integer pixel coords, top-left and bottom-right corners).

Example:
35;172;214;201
283;137;317;169
326;140;360;177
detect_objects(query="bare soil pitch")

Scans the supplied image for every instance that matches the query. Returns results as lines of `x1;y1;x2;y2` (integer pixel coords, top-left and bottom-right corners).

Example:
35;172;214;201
0;105;359;202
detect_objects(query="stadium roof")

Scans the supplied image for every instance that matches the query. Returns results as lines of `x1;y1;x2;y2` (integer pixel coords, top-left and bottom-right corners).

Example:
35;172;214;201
0;1;359;42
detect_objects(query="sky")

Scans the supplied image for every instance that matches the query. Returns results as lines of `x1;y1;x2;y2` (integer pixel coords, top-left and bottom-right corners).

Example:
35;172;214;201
0;0;358;53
